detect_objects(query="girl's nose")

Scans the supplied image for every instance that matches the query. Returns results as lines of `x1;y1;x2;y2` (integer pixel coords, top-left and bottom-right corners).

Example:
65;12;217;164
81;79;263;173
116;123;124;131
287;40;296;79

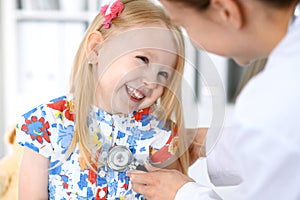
143;80;158;89
142;73;158;89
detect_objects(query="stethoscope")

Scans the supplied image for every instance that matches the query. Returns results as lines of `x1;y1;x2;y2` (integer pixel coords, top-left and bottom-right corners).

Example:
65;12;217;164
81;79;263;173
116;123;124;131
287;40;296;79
97;114;148;173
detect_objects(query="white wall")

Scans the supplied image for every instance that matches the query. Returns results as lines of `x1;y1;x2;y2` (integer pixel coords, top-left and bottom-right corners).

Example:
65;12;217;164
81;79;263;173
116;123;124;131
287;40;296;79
0;0;5;157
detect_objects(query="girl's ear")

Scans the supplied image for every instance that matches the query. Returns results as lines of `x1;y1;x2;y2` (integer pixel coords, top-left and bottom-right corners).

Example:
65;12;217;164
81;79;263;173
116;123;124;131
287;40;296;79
211;0;243;29
86;31;104;63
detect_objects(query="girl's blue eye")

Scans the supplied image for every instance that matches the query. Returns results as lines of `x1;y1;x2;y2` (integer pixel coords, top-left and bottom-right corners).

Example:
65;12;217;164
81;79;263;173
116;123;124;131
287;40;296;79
158;71;169;79
136;55;149;64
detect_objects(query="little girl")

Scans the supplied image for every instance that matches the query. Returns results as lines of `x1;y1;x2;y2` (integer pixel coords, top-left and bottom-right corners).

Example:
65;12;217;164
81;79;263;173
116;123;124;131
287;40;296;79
16;0;189;199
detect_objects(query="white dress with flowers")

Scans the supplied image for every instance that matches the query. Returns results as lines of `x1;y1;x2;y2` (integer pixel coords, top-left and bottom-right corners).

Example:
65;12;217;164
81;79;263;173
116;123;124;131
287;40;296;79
16;95;178;200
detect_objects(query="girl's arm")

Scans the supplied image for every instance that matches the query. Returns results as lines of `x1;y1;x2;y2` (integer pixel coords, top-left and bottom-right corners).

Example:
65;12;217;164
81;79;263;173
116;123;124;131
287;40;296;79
163;159;181;170
19;148;49;200
187;128;208;165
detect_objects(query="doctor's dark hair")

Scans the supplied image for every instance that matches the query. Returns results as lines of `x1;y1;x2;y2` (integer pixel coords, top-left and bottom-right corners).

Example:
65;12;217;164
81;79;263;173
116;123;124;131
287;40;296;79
166;0;299;10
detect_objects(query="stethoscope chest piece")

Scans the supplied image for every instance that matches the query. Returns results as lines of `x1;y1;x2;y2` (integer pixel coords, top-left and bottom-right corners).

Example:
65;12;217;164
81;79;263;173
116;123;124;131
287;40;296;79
107;145;133;171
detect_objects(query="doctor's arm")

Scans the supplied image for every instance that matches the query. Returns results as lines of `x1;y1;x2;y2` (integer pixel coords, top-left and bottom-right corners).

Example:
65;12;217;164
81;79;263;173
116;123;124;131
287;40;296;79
129;127;242;200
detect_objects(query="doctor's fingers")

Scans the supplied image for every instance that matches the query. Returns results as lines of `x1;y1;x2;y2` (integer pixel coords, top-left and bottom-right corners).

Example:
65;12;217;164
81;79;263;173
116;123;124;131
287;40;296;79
129;170;193;199
128;170;159;185
129;169;192;185
130;178;175;200
131;182;158;200
129;171;160;199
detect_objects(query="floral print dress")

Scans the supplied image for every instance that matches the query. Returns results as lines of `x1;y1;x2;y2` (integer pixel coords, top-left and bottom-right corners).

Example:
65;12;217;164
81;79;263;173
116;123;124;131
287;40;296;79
16;95;178;200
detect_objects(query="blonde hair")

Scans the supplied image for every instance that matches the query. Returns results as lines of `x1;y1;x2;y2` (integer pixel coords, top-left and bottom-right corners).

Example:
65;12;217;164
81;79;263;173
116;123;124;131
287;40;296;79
68;0;189;174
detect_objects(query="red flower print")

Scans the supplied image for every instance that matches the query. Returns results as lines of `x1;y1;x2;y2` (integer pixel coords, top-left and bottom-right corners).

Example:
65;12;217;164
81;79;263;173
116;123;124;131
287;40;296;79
60;174;69;190
21;116;51;144
150;127;178;163
47;100;75;121
88;164;97;185
132;107;150;121
96;186;107;200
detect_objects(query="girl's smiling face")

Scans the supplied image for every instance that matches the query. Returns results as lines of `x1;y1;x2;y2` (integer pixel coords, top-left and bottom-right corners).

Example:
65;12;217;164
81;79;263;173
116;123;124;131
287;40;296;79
90;27;179;114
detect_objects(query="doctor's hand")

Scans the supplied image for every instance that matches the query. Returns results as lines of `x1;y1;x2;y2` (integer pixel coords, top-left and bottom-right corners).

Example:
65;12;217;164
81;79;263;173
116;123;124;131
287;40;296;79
128;169;194;200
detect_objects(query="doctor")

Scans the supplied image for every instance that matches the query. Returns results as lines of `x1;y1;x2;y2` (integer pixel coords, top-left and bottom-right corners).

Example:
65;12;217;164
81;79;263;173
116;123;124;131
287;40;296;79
128;0;300;199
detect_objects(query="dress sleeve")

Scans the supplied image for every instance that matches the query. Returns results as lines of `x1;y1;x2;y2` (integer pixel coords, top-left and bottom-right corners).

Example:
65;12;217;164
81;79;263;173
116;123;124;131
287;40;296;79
16;104;55;158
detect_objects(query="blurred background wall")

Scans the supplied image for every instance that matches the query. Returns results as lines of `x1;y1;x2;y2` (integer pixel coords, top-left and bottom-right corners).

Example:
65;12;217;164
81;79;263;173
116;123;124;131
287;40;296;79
0;1;249;198
0;0;4;157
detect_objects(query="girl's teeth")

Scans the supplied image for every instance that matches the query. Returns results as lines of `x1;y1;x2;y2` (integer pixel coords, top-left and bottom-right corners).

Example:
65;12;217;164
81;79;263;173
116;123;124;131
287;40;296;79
127;86;145;99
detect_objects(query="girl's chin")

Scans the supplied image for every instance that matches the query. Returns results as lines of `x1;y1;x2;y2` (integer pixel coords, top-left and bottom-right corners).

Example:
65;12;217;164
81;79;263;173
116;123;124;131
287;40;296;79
110;96;149;114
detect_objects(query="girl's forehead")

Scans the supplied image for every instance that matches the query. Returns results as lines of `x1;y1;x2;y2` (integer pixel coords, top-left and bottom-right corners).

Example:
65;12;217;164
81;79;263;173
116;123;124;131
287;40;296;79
108;27;178;53
98;27;180;67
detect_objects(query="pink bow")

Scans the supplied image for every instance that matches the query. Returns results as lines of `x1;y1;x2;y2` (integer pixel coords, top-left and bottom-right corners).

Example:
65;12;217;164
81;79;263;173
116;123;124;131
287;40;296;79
100;0;124;29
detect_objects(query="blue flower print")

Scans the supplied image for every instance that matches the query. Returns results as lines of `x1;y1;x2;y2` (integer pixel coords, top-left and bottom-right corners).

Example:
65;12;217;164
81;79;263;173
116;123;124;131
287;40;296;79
97;175;107;185
49;160;62;175
127;136;137;154
97;109;114;126
117;131;125;139
139;114;153;126
60;174;70;190
139;147;146;152
48;183;56;200
87;187;94;198
22;141;39;153
129;126;155;140
23;107;38;119
57;124;74;154
107;179;118;197
17;95;174;199
49;96;67;103
78;174;88;190
135;193;145;200
118;171;126;182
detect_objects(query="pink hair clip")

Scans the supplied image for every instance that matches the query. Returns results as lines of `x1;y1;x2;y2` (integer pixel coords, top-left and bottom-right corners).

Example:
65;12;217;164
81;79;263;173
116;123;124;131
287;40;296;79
100;0;124;29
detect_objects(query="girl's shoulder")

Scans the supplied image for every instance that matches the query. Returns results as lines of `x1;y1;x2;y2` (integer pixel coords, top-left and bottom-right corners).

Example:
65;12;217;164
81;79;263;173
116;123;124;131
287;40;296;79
16;95;75;158
21;95;75;122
